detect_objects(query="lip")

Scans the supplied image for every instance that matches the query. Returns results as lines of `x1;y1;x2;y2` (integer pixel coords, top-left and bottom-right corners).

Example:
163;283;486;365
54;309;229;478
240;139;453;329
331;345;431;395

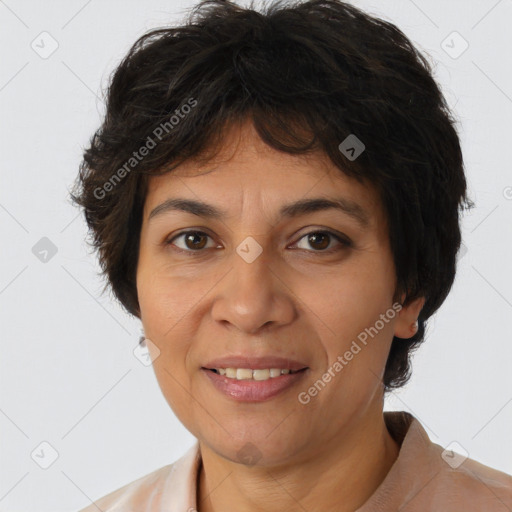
202;356;308;371
201;367;309;402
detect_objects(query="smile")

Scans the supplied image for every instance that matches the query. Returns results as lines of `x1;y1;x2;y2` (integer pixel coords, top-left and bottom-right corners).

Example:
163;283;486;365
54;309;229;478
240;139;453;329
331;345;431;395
207;368;305;381
202;367;309;402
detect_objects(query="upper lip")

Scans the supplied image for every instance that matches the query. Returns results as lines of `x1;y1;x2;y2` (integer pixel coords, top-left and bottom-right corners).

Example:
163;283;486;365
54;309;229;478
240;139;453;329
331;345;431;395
202;356;308;371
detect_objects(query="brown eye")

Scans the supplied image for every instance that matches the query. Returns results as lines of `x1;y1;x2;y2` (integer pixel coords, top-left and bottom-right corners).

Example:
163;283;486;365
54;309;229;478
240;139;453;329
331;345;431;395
306;232;330;250
167;231;215;251
294;230;351;252
166;229;351;255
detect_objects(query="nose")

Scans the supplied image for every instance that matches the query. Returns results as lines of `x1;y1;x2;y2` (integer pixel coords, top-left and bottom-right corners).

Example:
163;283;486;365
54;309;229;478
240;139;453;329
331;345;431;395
210;241;296;334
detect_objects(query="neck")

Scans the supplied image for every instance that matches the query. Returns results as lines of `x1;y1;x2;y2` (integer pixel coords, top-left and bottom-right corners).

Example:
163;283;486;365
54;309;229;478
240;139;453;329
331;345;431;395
197;409;399;512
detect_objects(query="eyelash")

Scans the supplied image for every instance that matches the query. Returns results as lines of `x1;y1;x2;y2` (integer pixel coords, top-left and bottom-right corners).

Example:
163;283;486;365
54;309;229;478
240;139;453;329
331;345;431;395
165;229;352;255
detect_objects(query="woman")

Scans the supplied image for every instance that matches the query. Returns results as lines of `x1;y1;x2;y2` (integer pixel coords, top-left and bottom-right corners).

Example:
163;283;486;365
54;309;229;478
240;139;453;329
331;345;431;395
72;0;512;510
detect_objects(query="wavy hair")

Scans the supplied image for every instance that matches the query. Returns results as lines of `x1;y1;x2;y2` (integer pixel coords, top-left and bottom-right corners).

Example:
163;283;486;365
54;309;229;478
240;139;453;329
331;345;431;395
71;0;473;390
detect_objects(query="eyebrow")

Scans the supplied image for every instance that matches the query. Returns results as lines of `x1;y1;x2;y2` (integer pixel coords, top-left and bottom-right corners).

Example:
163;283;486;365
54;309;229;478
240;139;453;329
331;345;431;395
148;196;370;227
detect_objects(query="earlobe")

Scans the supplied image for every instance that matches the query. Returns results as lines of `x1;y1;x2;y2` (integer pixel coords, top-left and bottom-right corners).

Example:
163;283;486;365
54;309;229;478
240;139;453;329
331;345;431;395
393;296;425;339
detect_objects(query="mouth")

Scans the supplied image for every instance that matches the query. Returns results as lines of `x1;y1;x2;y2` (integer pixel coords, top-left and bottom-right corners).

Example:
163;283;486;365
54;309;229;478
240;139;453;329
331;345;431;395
204;367;308;381
201;366;309;403
201;356;309;401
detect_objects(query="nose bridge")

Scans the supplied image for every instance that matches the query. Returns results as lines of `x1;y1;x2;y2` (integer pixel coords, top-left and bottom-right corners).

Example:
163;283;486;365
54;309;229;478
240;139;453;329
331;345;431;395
231;238;275;315
211;236;295;333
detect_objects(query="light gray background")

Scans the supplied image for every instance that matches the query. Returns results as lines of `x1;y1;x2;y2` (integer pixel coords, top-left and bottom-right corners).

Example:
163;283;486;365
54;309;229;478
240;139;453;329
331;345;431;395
1;0;511;510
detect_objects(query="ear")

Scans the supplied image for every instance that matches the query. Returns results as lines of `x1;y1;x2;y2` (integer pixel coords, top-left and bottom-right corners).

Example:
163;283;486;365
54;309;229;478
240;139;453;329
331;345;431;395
393;294;426;339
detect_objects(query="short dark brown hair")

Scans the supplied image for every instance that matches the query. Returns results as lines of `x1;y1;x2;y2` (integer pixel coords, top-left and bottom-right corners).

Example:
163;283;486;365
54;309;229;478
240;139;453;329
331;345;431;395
71;0;473;390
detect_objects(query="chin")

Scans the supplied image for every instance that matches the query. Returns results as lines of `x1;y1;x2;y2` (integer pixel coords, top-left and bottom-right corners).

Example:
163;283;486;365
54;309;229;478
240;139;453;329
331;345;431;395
200;422;309;468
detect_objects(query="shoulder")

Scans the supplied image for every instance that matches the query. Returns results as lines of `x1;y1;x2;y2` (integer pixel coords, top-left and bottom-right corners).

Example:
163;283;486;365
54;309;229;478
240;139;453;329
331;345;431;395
412;427;512;510
429;452;512;510
76;442;200;512
76;463;175;512
381;412;512;511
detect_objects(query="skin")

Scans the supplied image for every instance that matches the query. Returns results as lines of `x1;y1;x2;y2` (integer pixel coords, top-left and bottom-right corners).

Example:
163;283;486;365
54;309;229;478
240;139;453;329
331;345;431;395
136;119;425;512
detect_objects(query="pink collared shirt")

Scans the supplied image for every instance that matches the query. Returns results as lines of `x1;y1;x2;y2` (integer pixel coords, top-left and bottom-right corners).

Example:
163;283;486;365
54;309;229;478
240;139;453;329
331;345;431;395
77;411;512;511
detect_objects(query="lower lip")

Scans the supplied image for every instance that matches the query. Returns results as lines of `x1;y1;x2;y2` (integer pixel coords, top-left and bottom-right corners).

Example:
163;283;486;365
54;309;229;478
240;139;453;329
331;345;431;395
201;368;308;402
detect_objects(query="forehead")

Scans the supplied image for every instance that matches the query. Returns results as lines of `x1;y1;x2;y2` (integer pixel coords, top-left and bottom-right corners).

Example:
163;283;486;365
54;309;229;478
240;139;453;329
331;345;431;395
143;120;383;226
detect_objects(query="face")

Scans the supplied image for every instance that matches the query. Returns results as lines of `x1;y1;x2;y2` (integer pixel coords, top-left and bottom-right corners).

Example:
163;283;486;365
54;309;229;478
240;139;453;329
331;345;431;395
137;120;416;467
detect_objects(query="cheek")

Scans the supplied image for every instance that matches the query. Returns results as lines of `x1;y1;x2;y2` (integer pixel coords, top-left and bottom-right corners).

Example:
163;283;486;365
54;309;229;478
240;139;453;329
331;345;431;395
138;263;195;333
296;258;396;381
137;263;220;387
300;261;393;331
137;274;197;418
137;269;190;373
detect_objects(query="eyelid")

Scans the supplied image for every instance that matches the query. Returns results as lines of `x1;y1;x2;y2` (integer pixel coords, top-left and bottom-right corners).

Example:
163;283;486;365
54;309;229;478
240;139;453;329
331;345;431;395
165;229;220;253
292;226;352;245
165;227;352;254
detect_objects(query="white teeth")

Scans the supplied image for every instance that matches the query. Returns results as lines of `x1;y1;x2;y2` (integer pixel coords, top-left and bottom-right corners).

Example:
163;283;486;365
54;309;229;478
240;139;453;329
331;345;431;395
236;368;253;380
253;369;270;381
213;367;300;381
